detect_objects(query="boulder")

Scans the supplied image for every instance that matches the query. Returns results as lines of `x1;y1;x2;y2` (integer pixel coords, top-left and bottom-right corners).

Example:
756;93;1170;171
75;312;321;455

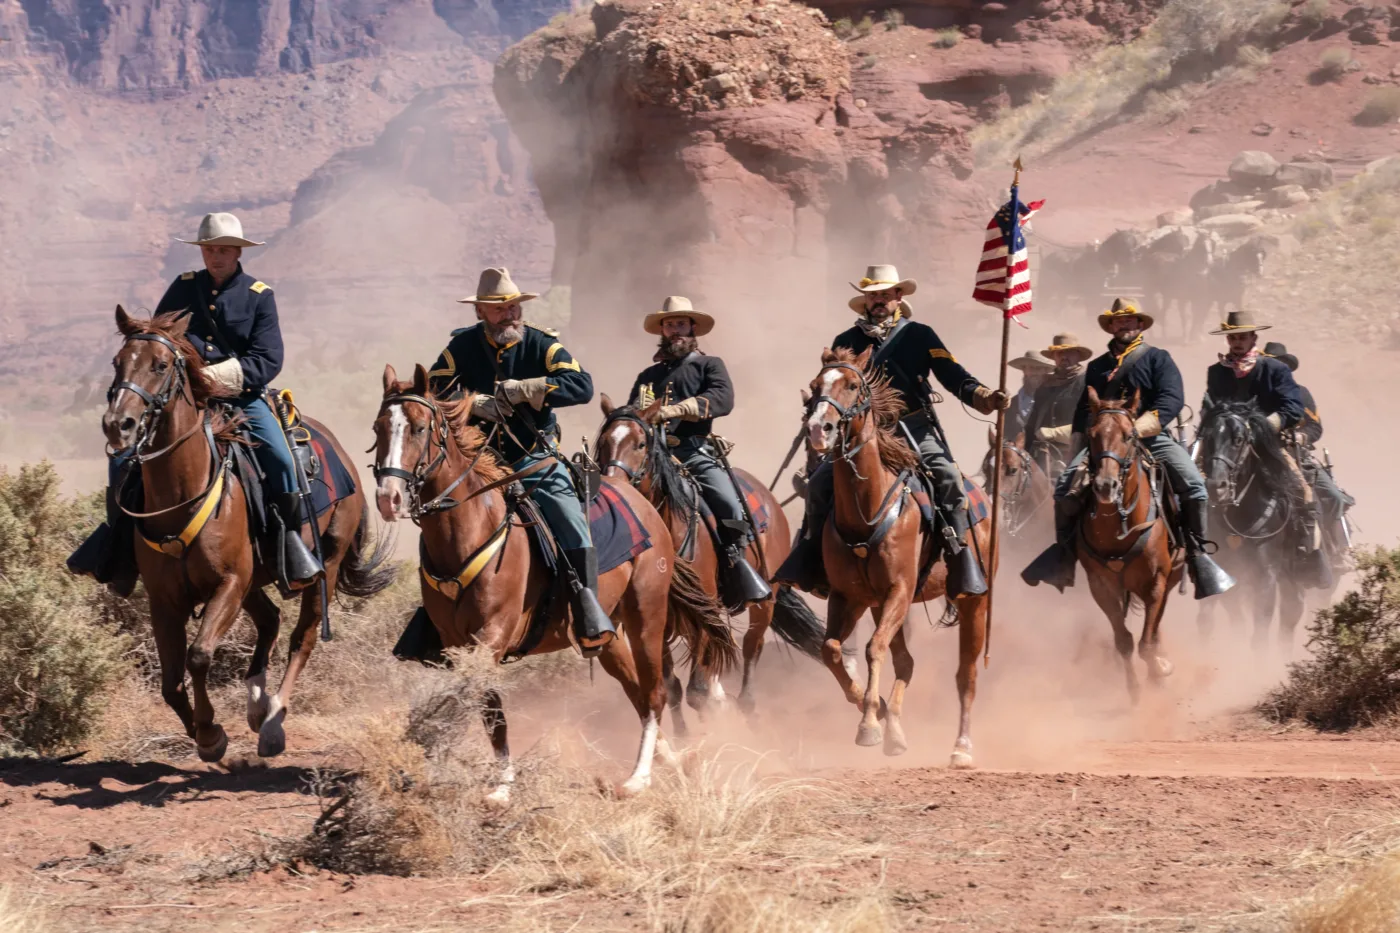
1274;161;1334;190
1268;184;1310;208
1195;199;1263;220
1198;214;1265;237
1227;150;1280;189
1157;208;1193;227
1190;179;1240;211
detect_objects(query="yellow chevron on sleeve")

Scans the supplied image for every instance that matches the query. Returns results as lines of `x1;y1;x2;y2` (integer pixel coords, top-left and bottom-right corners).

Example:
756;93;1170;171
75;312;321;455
546;342;581;373
930;348;957;362
250;281;270;294
429;348;456;379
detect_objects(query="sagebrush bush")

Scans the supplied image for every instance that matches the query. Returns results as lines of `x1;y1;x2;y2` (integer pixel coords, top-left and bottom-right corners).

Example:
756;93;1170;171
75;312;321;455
0;463;132;754
1357;89;1400;127
932;27;961;49
1292;852;1400;933
1316;47;1354;82
1261;547;1400;730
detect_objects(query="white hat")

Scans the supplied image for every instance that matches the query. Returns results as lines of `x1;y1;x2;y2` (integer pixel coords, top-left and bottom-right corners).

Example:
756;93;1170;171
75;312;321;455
643;296;716;336
177;212;264;247
456;267;539;305
848;264;917;312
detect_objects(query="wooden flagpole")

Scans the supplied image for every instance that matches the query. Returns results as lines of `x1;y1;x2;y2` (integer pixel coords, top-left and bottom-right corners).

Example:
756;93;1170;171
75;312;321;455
985;155;1023;668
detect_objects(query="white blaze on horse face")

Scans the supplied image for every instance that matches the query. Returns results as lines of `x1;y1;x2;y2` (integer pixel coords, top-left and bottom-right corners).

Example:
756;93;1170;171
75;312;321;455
376;404;410;521
604;422;636;477
806;369;842;452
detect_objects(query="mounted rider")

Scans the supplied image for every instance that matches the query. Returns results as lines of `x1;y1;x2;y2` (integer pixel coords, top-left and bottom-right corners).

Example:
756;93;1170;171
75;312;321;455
624;296;772;610
1005;350;1055;442
775;264;1009;599
67;212;322;593
1022;332;1092;476
1198;315;1322;582
1260;340;1354;556
424;267;615;654
1022;298;1235;599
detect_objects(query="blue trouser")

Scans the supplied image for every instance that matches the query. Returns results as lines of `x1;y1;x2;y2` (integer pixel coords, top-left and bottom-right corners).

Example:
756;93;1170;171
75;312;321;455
1306;458;1353;523
675;439;750;546
107;395;297;496
1053;433;1207;503
516;452;591;551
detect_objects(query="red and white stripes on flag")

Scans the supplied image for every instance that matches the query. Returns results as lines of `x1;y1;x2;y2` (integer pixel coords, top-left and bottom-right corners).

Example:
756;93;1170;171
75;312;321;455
972;196;1045;319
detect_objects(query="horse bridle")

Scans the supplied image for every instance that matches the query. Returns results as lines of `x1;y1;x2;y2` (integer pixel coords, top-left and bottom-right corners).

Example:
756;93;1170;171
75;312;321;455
1201;407;1289;540
373;393;466;521
812;362;875;470
599;409;654;488
1201;408;1256;507
107;332;193;460
1087;406;1148;536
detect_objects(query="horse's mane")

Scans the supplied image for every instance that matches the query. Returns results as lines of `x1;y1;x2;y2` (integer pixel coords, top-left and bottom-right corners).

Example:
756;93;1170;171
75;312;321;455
823;348;919;474
118;311;243;444
436;392;511;483
1202;400;1306;508
596;405;698;524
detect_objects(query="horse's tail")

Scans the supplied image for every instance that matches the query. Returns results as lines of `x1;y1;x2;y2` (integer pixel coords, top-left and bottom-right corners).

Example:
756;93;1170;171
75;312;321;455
769;585;827;660
336;502;399;599
666;559;738;678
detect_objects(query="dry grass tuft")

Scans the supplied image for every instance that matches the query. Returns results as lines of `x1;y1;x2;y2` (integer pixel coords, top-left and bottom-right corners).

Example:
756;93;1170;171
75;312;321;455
1291;852;1400;932
1314;47;1355;83
1356;88;1400;127
931;28;961;49
0;886;48;933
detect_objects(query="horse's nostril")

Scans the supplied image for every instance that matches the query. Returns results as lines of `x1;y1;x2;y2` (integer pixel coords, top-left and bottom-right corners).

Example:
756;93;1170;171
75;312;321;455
119;417;136;432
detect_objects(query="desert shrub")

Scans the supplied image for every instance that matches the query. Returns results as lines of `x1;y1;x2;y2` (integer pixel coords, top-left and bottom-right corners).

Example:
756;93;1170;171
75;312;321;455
0;886;47;933
1292;852;1400;933
0;463;132;754
1315;47;1355;82
882;9;904;31
932;27;961;49
858;52;878;70
1261;547;1400;730
832;17;854;40
1357;89;1400;127
1237;44;1271;70
854;15;874;38
1298;0;1330;27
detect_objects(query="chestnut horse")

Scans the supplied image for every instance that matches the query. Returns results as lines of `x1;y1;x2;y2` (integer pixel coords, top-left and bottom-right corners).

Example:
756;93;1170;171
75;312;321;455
1078;387;1183;702
804;348;995;767
373;365;733;799
102;308;395;761
594;396;824;726
979;429;1054;548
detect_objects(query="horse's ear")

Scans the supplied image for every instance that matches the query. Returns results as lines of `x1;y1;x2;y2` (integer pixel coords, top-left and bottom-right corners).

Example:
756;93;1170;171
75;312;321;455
1129;387;1142;415
1087;385;1102;410
820;347;837;365
800;387;813;405
115;304;137;336
1014;431;1026;447
641;397;664;421
412;363;429;396
600;393;615;417
165;312;190;338
855;346;873;370
383;364;398;394
987;426;996;447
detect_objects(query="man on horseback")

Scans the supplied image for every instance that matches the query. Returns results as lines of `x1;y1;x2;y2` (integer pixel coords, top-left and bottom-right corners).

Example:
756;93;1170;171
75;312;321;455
425;267;615;653
1261;341;1354;556
625;296;772;610
1198;315;1322;582
1005;350;1055;442
775;264;1009;599
68;212;322;593
1023;332;1092;476
1023;299;1234;599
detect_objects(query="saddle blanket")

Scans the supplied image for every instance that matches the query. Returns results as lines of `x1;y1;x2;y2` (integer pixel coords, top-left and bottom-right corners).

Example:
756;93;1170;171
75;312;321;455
588;481;652;574
700;472;771;540
301;422;357;517
910;475;991;528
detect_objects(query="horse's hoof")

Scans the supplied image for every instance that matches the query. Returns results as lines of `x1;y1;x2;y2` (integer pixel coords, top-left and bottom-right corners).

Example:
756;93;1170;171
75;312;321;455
197;728;229;763
736;692;756;717
257;712;287;758
484;786;512;808
884;728;908;757
617;775;651;798
1152;657;1175;679
245;675;270;733
855;721;883;747
949;750;975;770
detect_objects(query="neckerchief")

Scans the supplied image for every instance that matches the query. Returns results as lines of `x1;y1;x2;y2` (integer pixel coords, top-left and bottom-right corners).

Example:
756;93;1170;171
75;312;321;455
1043;363;1084;387
1219;349;1260;378
856;307;902;341
1107;336;1143;381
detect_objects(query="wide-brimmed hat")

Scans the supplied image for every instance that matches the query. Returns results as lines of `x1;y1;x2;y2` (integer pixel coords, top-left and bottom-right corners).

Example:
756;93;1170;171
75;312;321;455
1041;332;1094;363
1210;309;1272;336
457;267;539;305
1097;297;1155;334
1262;340;1298;371
176;212;264;247
1007;350;1055;372
643;296;715;336
847;264;917;312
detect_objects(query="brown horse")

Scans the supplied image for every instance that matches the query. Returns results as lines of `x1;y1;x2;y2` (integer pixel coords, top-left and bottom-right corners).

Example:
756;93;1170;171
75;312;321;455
979;429;1054;548
1078;387;1182;702
594;396;824;725
101;307;395;761
804;348;995;767
372;365;733;799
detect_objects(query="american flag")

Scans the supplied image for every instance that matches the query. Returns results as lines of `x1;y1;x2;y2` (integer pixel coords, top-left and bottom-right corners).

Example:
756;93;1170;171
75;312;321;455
972;188;1044;319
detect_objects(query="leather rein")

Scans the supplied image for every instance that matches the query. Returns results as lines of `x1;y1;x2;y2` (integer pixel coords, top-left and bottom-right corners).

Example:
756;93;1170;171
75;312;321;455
1200;408;1289;541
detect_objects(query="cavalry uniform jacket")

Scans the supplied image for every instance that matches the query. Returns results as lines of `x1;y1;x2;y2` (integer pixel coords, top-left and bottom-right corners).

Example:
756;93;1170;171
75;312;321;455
1200;356;1305;428
1072;338;1185;436
427;322;593;463
627;352;734;442
1024;373;1085;455
154;264;282;394
1296;385;1322;446
832;317;983;427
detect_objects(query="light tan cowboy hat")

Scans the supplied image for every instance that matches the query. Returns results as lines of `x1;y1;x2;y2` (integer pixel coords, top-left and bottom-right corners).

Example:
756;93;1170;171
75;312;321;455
1041;332;1094;364
1097;297;1155;333
847;263;918;312
457;267;539;305
1007;349;1055;372
177;212;264;247
643;295;715;336
1209;309;1272;336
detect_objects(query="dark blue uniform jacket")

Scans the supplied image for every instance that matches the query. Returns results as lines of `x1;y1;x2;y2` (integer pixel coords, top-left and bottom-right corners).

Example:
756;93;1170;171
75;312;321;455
832;318;983;427
1073;340;1185;435
154;264;282;394
627;352;734;440
1202;356;1305;429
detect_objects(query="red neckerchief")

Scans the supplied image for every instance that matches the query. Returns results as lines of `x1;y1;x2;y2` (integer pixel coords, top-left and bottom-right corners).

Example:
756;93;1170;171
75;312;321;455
1218;349;1259;378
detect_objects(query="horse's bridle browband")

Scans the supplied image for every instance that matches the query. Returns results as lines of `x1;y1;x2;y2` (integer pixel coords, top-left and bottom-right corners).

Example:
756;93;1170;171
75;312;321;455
599;409;653;487
108;332;195;462
813;361;876;469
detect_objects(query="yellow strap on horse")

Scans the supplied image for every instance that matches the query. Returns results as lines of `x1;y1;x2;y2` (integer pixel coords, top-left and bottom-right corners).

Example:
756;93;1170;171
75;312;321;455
421;520;510;600
141;465;226;558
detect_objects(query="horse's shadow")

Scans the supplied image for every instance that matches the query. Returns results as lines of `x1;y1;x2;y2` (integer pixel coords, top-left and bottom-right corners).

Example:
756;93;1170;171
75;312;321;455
0;756;316;810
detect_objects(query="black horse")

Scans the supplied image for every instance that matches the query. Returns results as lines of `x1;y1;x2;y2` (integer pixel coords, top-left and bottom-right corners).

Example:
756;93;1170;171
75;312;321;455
1194;400;1319;655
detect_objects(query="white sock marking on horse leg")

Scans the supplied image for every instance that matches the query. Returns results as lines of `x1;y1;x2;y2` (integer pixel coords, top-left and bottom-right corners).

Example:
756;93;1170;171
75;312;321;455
245;672;269;732
621;711;660;795
485;747;515;806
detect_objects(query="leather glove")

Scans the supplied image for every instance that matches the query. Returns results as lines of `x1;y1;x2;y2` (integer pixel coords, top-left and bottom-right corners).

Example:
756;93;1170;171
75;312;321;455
471;394;509;423
971;386;1010;415
1266;412;1283;433
1038;423;1073;444
1133;410;1161;438
498;377;552;411
204;358;244;398
659;397;702;422
791;468;809;498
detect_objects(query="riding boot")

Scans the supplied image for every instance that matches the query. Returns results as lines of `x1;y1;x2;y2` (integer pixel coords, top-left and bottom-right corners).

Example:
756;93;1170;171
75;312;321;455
1182;498;1236;600
564;546;616;657
718;522;773;612
273;492;324;590
66;485;139;597
1021;497;1078;592
1296;502;1334;591
942;507;988;598
772;522;829;598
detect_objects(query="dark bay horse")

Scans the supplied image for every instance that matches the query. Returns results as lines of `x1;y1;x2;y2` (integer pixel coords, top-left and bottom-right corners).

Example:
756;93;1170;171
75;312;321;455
979;429;1054;551
593;396;824;726
102;307;394;760
373;365;733;799
1078;387;1182;702
1195;400;1310;655
803;348;995;767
